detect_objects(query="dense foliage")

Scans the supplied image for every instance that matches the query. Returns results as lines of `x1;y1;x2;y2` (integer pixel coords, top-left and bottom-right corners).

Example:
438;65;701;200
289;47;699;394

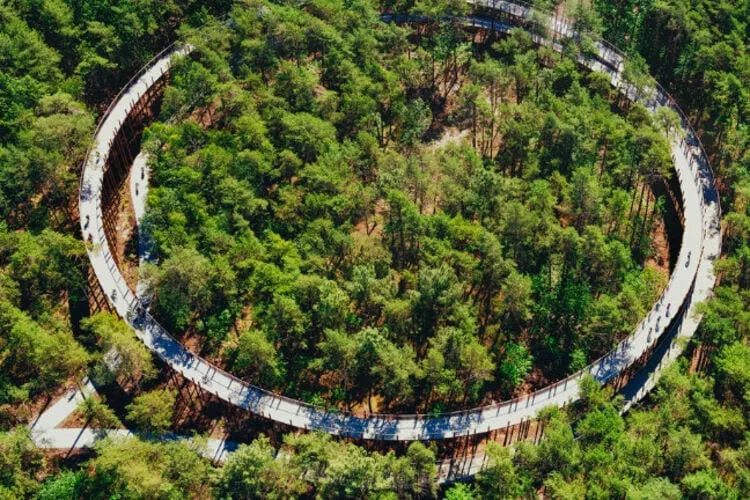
31;433;437;498
450;375;750;497
24;373;750;498
0;0;748;497
0;0;230;428
141;0;670;413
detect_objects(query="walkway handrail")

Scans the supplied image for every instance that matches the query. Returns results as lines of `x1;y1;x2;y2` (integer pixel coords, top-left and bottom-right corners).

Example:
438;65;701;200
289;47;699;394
78;13;232;193
469;0;720;219
78;41;180;194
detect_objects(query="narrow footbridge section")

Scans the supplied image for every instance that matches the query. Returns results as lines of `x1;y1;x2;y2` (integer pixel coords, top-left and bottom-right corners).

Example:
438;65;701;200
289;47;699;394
79;2;721;441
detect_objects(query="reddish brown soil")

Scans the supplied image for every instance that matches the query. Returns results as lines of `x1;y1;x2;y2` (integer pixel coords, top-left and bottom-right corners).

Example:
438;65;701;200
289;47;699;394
112;170;140;292
646;209;671;278
17;381;77;427
58;409;88;429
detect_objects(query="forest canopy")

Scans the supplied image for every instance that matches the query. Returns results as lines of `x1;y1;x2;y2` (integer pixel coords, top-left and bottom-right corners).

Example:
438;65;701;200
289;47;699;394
139;0;672;413
0;0;749;498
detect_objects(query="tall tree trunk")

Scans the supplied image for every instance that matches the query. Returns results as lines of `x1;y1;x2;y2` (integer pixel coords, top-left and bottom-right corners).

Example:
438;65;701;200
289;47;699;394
638;191;653;250
598;140;609;180
631;181;647;246
627;176;639;220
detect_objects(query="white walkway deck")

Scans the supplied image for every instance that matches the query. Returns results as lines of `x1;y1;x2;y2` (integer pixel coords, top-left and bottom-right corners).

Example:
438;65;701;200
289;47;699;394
28;381;470;483
29;382;238;464
130;151;154;302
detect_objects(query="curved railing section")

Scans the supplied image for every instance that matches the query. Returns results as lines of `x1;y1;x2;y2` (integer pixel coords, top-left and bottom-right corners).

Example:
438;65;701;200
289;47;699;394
78;2;720;440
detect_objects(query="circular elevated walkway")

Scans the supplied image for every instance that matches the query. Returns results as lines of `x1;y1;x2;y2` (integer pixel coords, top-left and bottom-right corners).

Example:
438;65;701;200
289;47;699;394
78;2;721;441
